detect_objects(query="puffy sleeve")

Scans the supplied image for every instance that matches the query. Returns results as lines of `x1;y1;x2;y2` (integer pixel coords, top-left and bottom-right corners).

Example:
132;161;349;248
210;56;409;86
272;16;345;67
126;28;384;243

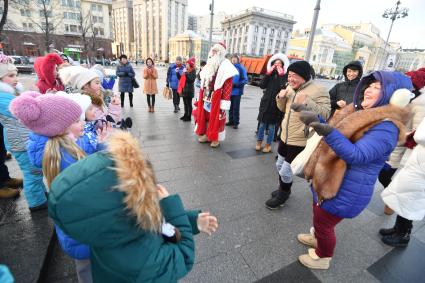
414;117;425;145
106;103;122;123
324;121;399;165
304;86;331;120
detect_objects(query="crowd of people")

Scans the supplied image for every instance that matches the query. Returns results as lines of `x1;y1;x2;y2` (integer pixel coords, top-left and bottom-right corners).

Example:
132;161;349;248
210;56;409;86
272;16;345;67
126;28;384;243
0;40;424;282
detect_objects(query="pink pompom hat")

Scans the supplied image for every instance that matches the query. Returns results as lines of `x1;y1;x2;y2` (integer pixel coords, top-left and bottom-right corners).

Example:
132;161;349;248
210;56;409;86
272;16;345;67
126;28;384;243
10;91;82;137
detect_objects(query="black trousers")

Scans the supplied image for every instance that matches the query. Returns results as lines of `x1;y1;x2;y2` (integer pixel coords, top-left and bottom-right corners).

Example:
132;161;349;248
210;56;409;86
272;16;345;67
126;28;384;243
172;89;180;106
277;140;305;193
147;94;155;107
120;92;133;107
0;123;10;187
378;166;397;188
182;97;192;118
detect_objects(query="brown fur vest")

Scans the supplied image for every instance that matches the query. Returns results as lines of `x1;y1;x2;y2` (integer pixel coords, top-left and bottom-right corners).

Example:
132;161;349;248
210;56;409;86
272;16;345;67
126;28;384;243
304;103;410;201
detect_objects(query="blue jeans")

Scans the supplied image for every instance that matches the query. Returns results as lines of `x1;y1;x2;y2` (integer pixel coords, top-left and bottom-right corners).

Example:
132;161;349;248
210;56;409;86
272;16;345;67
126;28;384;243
257;122;275;145
13;151;47;208
229;95;242;125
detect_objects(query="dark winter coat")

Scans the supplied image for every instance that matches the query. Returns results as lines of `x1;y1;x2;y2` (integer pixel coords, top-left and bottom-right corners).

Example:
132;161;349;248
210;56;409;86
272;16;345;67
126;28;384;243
178;69;196;98
167;63;185;90
232;63;248;96
257;70;287;124
329;61;363;116
116;63;135;93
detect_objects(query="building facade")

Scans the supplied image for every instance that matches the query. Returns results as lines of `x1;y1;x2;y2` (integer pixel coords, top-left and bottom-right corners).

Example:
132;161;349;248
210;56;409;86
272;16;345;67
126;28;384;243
395;49;425;72
195;11;226;38
221;7;295;57
133;0;188;62
0;0;113;58
188;14;198;31
111;0;134;57
168;30;218;64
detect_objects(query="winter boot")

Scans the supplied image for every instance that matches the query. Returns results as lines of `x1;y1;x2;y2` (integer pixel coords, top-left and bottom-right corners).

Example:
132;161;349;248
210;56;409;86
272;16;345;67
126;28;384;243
4;178;23;189
210;141;220;148
262;144;272;153
379;227;396;236
198;135;209;143
174;105;179;113
265;190;290;210
299;248;331;270
381;231;411;248
226;121;234;126
0;187;20;199
255;141;262;151
297;227;318;248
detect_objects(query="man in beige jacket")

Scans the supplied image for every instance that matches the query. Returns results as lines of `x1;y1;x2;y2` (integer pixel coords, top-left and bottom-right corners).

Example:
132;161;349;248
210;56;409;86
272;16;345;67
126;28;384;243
266;61;330;209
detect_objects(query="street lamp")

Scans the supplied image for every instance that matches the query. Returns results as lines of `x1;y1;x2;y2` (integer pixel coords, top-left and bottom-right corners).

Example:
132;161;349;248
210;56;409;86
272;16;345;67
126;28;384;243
381;1;408;69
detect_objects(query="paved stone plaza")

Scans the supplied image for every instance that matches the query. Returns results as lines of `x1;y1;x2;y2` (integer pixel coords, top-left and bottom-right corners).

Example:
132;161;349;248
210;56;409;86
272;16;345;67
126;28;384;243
1;66;424;282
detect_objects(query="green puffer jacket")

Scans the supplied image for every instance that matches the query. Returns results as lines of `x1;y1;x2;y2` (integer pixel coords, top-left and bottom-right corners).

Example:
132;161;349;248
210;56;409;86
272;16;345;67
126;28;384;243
48;131;198;283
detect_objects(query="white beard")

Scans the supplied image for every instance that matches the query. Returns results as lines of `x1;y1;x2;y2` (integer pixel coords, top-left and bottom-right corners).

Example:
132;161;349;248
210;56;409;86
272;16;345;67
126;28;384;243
200;52;225;89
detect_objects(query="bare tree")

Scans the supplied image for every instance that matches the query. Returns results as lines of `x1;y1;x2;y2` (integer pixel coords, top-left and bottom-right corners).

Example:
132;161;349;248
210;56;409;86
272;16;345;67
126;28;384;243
79;6;92;64
0;0;9;39
11;0;62;54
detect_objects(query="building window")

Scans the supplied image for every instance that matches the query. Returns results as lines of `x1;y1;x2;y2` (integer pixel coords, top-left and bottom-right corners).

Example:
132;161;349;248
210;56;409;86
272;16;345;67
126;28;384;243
261;38;265;43
263;27;267;34
70;25;77;32
271;29;274;36
91;3;96;10
98;17;103;23
278;30;282;37
97;4;102;12
245;25;249;32
65;24;69;32
269;39;273;45
255;26;258;32
39;10;52;17
39;0;51;4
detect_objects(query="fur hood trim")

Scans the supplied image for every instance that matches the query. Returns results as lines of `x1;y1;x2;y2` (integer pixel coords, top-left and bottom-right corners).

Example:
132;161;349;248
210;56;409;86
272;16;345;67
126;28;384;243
267;53;290;73
0;81;24;95
305;103;410;201
106;131;162;232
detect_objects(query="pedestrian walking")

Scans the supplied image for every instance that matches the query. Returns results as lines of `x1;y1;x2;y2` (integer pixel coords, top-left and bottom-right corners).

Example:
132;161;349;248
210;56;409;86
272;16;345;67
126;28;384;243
166;56;185;113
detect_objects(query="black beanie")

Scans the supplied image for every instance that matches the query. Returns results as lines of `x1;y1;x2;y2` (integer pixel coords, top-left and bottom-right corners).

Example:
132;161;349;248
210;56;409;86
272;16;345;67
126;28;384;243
287;61;312;82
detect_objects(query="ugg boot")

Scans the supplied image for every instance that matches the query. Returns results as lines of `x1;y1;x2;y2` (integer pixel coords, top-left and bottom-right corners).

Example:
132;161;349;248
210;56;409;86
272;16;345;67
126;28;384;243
4;178;23;188
198;135;208;143
299;248;331;270
297;227;318;248
384;205;394;215
210;141;220;148
381;231;411;248
262;144;271;153
255;141;262;151
0;187;20;199
379;227;396;236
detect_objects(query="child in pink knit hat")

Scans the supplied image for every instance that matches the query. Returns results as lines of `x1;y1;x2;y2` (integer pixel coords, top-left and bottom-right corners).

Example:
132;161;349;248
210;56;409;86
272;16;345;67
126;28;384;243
11;91;112;282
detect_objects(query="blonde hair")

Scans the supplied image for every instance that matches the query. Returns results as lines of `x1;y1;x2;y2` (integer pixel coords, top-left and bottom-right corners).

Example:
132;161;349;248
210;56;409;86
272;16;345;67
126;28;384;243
42;135;86;188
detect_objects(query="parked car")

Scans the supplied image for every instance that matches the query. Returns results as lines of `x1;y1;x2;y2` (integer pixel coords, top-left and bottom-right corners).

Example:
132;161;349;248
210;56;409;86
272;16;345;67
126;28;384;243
10;56;33;73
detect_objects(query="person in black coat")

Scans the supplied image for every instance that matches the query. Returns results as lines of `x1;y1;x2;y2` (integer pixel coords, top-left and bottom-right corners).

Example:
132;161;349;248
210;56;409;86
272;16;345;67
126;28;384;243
116;54;136;108
177;57;196;122
256;54;288;153
329;61;363;117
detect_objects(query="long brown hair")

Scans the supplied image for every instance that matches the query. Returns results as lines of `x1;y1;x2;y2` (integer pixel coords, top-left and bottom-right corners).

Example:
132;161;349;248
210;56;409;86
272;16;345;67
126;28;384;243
42;135;86;188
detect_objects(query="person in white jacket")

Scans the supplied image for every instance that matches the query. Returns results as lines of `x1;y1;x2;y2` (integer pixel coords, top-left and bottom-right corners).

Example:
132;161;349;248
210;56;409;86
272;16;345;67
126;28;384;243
380;116;425;247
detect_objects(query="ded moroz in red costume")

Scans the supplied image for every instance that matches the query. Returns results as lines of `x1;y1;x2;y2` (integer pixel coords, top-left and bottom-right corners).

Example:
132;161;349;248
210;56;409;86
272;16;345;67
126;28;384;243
193;43;238;144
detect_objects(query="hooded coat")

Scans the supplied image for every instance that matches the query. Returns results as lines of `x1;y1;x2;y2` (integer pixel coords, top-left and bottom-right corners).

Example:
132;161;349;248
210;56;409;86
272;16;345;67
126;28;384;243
34;53;64;94
329;61;363;116
48;131;200;283
116;62;135;93
307;71;412;218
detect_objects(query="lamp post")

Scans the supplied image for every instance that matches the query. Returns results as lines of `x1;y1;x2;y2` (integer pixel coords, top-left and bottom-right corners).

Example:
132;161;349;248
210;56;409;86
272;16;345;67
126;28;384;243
209;0;214;49
305;0;321;62
381;1;408;69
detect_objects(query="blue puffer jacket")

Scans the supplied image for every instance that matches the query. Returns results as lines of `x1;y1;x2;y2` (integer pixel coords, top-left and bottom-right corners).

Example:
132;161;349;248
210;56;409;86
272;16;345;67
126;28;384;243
231;63;248;96
27;133;104;260
312;71;413;218
167;63;185;90
116;63;135;93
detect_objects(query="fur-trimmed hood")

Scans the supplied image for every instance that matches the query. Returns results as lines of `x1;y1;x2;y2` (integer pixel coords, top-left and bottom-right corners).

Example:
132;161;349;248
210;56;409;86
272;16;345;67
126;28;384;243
48;131;162;247
267;53;290;73
0;81;24;95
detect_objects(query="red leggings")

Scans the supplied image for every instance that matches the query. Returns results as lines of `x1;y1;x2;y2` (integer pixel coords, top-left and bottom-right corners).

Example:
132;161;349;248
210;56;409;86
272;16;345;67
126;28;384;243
313;203;343;258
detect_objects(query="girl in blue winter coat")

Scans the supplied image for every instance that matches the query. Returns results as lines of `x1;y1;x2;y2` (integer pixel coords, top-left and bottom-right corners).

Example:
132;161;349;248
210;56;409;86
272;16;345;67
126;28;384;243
11;91;109;283
292;71;413;270
0;55;47;211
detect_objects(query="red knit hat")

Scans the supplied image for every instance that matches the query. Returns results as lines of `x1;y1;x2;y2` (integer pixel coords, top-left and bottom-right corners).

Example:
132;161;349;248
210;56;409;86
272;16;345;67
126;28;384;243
34;53;64;93
405;68;425;91
186;57;196;68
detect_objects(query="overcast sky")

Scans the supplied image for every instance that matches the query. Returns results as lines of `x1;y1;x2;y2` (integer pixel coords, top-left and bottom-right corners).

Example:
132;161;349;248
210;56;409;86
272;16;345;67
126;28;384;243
188;0;425;49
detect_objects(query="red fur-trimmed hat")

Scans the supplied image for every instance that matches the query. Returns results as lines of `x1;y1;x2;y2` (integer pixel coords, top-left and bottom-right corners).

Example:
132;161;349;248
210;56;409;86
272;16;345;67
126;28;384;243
405;68;425;91
186;57;196;68
34;53;64;93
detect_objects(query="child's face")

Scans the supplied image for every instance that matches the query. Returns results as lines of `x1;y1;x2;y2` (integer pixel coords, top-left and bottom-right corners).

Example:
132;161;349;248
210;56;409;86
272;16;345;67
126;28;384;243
83;78;101;94
67;119;85;139
85;105;96;121
1;72;18;87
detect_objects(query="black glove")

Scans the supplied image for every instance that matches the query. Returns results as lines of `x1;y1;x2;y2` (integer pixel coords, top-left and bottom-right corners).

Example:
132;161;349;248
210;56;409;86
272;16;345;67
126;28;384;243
310;122;334;136
291;103;310;112
166;83;169;88
299;111;320;126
